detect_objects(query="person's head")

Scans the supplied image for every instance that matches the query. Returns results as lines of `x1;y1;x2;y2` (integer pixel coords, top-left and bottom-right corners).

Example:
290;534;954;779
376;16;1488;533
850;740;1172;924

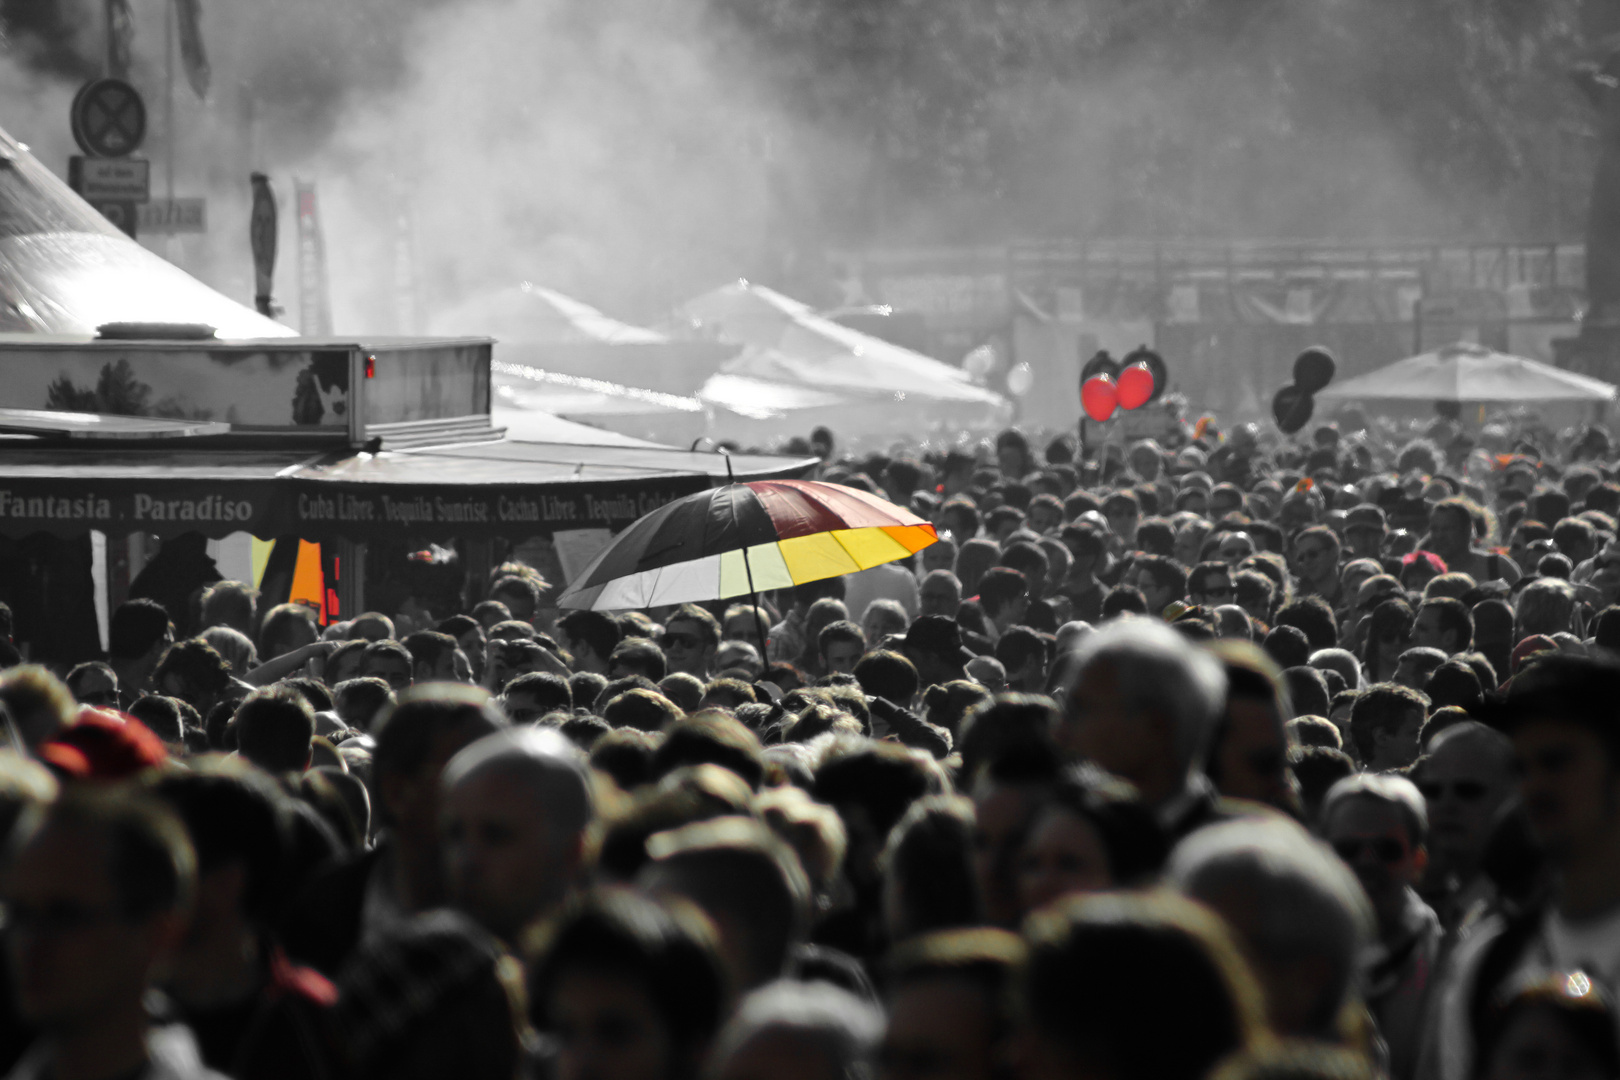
1307;648;1361;693
334;677;395;732
709;980;883;1080
1414;721;1515;874
438;615;488;680
258;602;318;661
1424;659;1484;711
1476;974;1620;1080
653;715;765;791
638;817;810;990
528;888;729;1080
1291;526;1341;585
606;689;685;733
919;570;963;620
1170;818;1374;1038
994;627;1048;694
559;611;624;677
1123;554;1187;616
152;638;231;711
663;606;721;679
818;621;867;678
1281;666;1330;721
1014;768;1166;915
1493;655;1620;862
611;639;669;683
501;671;573;724
441;726;595;940
854;650;921;710
881;929;1025;1080
1287;716;1341;750
404;630;468;685
199;581;257;637
64;662;119;709
1274;596;1337;653
360;639;415;692
1232;569;1275;624
1347;682;1428;770
109;598;175;670
372;684;508;858
1515;578;1577;641
1393;646;1447;692
1100;490;1140;544
3;788;195;1033
1016;890;1264;1080
881;796;982;941
490;575;541;623
233;684;316;774
1414;597;1472;655
348;611;397;642
1187;561;1234;609
1428;498;1481;560
1058;619;1226;805
1321;773;1429;926
1208;643;1294;810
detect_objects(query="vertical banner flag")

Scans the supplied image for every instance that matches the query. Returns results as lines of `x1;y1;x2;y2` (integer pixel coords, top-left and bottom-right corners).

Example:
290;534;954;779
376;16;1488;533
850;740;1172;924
295;180;334;337
175;0;210;99
249;172;277;318
105;0;133;80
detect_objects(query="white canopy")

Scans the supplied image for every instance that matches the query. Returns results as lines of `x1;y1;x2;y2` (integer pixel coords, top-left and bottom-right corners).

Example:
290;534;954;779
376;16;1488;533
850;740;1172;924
1320;342;1617;403
430;282;668;345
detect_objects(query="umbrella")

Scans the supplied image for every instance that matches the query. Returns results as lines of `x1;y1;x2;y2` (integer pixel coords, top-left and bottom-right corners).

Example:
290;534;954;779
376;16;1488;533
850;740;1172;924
1318;342;1617;403
557;479;936;611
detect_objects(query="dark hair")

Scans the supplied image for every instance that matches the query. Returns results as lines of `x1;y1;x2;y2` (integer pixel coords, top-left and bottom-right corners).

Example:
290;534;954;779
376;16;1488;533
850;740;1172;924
557;713;611;751
610;639;667;681
559;611;623;664
502;671;573;716
854;650;919;705
437;614;479;640
603;689;682;733
153;755;289;923
1419;597;1473;651
529;888;728;1069
978;568;1028;618
570;672;610;711
923;681;994;740
1263;625;1311;670
65;661;116;700
1019;892;1260;1080
653;715;764;790
1101;586;1148;618
372;685;506;783
155;638;232;698
332;678;394;732
1425;660;1483;711
258;603;318;658
403;631;460;674
1041;767;1167;886
699;678;756;710
814;740;937;841
109;599;172;661
995;626;1046;676
590;728;664;790
34;788;196;921
234;685;316;774
279;676;333;714
1348;683;1428;762
128;694;185;744
882;796;982;937
1281;666;1330;719
199;581;257;634
361;639;412;671
1275;597;1337;652
666;605;721;650
817;621;865;661
1001;542;1050;586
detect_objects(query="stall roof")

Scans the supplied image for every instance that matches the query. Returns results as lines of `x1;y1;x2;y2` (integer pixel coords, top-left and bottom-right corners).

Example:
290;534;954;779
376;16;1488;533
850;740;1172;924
0;438;814;542
1320;342;1619;403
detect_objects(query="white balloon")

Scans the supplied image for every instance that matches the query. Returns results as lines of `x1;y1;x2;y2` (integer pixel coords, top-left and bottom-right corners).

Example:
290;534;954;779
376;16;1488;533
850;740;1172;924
1007;362;1034;396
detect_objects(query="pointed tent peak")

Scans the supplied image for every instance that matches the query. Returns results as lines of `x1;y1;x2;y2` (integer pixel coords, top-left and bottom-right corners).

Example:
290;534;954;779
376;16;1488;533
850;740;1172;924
432;283;666;344
0;122;293;338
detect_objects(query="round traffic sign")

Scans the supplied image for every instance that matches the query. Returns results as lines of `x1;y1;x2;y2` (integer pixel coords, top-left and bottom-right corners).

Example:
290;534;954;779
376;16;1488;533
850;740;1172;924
71;79;146;158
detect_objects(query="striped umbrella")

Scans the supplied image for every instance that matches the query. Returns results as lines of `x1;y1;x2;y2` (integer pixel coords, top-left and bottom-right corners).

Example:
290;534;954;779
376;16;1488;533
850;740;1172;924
557;480;937;611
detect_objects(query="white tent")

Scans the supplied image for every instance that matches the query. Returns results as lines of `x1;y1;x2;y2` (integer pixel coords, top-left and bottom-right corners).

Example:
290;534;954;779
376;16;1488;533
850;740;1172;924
0;125;292;338
1321;342;1617;403
428;282;668;345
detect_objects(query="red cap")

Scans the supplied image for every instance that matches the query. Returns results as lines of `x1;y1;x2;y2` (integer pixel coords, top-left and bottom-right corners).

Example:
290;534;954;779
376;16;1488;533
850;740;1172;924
41;711;167;781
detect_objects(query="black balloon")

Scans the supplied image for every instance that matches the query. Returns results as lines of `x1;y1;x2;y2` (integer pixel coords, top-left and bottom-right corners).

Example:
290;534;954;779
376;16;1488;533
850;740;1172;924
1121;346;1168;403
1272;384;1315;434
1080;350;1120;384
1293;347;1336;393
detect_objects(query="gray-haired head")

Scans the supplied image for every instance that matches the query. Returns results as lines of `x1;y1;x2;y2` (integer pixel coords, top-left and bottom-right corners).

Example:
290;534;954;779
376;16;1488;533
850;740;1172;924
1320;772;1428;847
441;724;594;837
708;979;884;1080
1169;817;1374;1037
1059;617;1227;777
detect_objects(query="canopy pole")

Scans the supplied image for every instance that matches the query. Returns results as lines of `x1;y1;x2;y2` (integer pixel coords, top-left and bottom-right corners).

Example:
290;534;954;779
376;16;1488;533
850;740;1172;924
723;452;767;655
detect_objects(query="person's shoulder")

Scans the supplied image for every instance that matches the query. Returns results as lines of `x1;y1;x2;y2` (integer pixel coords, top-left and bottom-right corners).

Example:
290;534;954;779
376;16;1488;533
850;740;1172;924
147;1024;233;1080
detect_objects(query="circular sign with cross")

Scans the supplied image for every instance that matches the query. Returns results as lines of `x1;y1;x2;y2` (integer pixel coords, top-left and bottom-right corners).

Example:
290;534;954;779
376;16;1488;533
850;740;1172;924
70;79;147;158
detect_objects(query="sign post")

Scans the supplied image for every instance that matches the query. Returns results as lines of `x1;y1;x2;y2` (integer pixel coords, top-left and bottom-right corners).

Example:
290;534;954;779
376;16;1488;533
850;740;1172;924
67;78;149;239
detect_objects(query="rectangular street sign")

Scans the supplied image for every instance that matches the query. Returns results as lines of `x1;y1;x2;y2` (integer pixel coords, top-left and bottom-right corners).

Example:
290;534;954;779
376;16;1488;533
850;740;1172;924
73;156;149;201
138;198;206;234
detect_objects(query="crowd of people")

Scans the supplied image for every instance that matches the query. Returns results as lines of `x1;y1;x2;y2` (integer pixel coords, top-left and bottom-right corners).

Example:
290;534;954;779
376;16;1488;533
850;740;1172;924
0;408;1619;1080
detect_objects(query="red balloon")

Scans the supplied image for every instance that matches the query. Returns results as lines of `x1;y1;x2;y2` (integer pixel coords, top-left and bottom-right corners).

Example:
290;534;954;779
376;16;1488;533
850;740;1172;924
1081;375;1118;422
1117;362;1155;410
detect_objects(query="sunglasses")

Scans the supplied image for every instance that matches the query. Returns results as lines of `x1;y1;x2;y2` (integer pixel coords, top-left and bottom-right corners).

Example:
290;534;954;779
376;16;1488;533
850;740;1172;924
1332;837;1409;864
1417;780;1489;803
659;633;701;650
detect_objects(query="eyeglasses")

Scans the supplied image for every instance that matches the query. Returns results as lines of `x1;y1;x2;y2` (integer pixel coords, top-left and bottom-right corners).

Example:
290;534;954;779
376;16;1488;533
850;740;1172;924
1331;837;1409;864
659;633;701;650
1417;780;1489;803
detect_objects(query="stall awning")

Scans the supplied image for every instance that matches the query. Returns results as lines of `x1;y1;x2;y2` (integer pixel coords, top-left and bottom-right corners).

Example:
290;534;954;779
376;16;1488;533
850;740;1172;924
0;438;815;541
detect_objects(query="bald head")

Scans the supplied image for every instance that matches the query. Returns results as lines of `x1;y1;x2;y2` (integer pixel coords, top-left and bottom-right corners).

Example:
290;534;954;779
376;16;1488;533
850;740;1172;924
441;727;594;940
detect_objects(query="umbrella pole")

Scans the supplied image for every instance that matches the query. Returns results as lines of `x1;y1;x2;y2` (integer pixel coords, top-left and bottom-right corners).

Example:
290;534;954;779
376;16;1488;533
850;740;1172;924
723;452;767;655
